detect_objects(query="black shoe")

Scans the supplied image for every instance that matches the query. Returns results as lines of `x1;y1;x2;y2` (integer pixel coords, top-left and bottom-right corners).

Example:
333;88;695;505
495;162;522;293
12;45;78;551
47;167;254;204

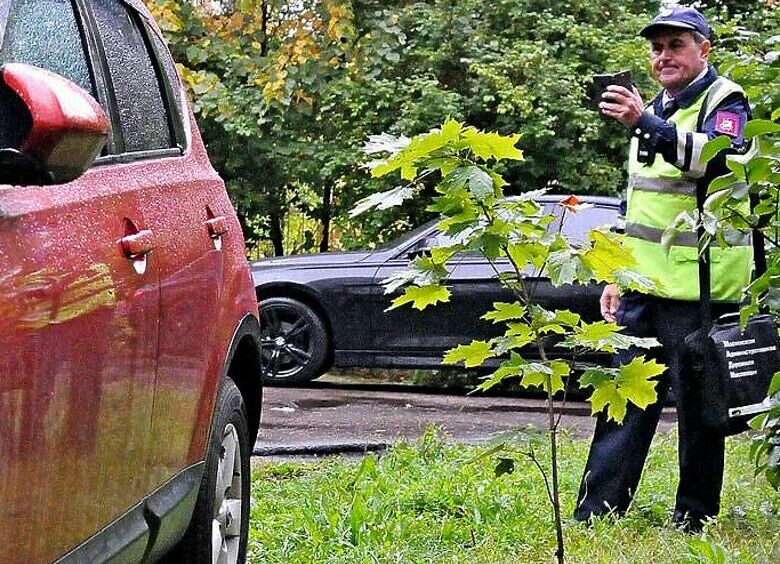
672;510;708;533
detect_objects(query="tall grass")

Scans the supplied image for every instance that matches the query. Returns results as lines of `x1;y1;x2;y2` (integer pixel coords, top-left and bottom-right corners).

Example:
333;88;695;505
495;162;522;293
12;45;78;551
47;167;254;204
249;428;780;563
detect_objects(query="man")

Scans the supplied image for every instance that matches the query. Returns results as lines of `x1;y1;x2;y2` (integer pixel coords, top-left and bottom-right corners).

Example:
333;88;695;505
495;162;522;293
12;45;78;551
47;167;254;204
574;6;753;531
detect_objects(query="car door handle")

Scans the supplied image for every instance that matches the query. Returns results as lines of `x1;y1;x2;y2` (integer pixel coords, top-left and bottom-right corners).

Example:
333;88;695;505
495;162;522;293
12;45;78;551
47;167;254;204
205;216;227;238
120;229;155;259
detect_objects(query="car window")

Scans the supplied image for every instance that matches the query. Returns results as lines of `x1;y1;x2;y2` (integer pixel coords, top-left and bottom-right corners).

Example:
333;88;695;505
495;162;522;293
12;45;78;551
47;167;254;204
545;204;619;243
91;0;172;153
0;0;94;95
147;24;188;149
0;0;93;151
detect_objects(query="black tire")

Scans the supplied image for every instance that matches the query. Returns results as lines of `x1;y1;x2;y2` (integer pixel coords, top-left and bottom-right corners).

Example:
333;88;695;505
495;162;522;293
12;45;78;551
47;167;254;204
166;377;251;563
259;296;329;383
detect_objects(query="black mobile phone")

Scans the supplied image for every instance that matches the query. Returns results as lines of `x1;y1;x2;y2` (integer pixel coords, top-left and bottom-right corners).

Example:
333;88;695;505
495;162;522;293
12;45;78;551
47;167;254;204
592;70;633;109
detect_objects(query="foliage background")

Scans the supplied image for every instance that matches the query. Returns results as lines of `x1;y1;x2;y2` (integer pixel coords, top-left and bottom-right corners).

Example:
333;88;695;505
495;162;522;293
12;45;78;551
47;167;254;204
143;0;779;256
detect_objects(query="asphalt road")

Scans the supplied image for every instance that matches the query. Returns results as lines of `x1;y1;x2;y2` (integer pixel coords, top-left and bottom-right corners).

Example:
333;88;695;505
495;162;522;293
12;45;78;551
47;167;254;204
254;383;676;456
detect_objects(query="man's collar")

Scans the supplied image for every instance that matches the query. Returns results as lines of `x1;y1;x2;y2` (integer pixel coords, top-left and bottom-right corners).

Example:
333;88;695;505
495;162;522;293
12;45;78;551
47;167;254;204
657;65;718;108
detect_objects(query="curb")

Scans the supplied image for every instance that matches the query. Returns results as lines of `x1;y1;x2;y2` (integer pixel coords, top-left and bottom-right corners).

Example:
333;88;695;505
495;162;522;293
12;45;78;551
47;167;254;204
253;441;389;457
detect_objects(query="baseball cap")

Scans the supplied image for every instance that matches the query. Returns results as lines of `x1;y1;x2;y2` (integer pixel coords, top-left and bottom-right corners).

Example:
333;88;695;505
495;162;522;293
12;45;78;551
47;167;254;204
639;6;712;39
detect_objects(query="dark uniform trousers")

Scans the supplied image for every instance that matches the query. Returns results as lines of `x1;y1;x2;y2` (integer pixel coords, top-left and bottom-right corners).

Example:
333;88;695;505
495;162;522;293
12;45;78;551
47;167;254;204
574;292;734;522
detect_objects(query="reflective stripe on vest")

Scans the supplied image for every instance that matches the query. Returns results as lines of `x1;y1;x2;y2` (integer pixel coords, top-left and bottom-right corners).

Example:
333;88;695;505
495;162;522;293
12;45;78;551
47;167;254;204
625;222;752;247
624;76;752;302
628;174;696;195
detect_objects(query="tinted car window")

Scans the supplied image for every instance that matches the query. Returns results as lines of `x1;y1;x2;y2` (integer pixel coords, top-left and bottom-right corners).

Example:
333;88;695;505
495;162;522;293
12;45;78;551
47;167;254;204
0;0;93;150
1;0;93;94
545;204;618;243
91;0;171;153
148;25;187;149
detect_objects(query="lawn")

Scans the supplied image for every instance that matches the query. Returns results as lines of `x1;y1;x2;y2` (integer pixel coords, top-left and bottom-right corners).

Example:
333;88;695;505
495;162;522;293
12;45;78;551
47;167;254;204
248;427;780;563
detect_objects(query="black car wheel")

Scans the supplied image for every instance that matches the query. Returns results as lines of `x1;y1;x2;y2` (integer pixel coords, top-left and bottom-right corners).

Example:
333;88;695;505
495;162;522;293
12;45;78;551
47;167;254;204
259;296;329;382
165;377;250;563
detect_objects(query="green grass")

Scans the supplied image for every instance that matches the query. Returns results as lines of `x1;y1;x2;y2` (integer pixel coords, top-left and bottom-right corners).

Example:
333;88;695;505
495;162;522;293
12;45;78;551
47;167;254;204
248;428;780;563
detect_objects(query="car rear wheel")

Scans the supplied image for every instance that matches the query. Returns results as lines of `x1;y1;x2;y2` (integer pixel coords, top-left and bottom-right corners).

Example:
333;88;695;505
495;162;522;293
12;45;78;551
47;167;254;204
166;377;250;564
259;296;329;383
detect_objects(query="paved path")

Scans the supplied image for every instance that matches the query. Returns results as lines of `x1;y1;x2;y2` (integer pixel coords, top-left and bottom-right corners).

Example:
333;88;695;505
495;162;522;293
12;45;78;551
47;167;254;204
255;384;676;456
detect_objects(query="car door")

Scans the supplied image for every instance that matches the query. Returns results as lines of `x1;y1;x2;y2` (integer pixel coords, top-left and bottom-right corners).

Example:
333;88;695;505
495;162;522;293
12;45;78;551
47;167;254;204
83;0;228;487
0;1;158;560
370;201;620;360
371;228;482;355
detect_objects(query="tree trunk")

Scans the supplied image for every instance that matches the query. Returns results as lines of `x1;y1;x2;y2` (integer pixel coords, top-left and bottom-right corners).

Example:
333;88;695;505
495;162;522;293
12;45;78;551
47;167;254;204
269;211;284;256
319;182;332;252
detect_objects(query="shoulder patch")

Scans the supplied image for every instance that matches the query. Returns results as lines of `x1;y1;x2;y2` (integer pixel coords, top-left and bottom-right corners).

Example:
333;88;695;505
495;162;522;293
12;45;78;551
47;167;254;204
714;111;742;137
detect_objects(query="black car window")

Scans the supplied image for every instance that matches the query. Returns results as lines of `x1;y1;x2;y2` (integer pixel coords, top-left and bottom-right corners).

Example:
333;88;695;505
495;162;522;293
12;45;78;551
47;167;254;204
545;204;618;243
91;0;171;153
147;25;187;149
0;0;93;151
0;0;94;95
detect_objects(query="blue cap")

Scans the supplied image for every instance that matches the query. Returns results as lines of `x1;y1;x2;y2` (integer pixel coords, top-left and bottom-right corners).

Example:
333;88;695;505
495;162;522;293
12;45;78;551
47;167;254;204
639;6;712;39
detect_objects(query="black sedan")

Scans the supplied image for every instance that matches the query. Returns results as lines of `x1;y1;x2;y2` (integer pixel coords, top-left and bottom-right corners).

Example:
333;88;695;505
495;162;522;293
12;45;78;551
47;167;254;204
251;195;620;382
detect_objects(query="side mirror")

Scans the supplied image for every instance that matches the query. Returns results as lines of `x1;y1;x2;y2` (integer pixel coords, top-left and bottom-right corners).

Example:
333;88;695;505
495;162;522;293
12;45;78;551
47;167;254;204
406;236;435;260
0;63;108;186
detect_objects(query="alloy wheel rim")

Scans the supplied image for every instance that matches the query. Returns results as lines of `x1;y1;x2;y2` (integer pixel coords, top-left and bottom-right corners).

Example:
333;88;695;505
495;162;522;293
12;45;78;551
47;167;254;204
212;423;242;564
260;305;314;378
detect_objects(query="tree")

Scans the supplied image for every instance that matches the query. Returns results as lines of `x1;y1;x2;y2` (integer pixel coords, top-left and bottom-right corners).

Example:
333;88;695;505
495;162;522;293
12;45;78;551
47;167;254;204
355;120;664;563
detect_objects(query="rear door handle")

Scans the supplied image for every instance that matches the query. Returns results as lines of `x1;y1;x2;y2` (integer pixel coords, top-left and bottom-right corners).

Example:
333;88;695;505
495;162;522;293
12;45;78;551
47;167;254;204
120;229;155;259
205;216;228;238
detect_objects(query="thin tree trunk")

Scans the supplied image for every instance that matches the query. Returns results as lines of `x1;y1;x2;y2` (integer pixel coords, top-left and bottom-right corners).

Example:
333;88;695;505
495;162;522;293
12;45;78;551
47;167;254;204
320;182;332;252
269;211;284;256
548;386;564;564
260;0;269;56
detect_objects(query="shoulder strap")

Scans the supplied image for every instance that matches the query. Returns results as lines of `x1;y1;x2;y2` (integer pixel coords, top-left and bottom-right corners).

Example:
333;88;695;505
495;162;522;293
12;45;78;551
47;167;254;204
695;76;763;319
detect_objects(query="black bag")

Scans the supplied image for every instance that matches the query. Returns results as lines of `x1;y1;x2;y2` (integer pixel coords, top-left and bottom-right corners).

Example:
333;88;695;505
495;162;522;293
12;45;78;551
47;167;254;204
684;313;778;435
683;182;778;436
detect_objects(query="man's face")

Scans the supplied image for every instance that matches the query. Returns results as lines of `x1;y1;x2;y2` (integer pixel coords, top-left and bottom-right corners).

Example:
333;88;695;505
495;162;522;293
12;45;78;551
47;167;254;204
648;29;710;95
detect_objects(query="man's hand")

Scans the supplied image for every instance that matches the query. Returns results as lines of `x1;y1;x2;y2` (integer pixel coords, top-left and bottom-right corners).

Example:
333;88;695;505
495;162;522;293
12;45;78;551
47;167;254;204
600;85;644;127
600;284;621;323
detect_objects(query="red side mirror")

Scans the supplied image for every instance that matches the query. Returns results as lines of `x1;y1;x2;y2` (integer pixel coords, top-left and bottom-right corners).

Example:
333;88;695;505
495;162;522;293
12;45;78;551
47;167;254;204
1;63;108;184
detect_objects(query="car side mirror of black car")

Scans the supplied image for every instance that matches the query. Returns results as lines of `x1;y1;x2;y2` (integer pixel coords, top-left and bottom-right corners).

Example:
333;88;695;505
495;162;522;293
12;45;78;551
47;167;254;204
406;237;435;260
0;63;108;187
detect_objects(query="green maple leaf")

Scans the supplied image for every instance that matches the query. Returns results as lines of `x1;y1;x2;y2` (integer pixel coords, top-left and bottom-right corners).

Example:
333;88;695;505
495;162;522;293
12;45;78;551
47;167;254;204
518;361;567;393
478;352;525;391
507;242;548;270
430;245;463;265
447;166;494;201
505;322;535;348
579;366;618;389
563;321;659;353
440;118;463;142
618;356;664;409
461;128;524;161
700;135;732;164
443;340;494;368
529;306;580;334
482;301;526;323
586;356;664;423
494;457;515;477
581;230;637;282
382;256;447;293
547;249;581;286
387;284;451;311
590;381;627;422
614;268;656;293
350;185;415;217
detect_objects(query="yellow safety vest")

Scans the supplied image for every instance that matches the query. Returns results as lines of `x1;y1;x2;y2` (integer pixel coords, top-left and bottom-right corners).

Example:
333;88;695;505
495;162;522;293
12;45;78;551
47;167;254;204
624;77;753;302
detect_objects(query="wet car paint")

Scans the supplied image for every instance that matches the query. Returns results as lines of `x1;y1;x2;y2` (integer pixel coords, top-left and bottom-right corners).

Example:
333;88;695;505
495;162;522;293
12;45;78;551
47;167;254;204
0;6;259;562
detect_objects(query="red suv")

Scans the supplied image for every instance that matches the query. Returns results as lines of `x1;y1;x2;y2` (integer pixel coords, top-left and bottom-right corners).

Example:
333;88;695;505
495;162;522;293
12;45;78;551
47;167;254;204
0;1;262;562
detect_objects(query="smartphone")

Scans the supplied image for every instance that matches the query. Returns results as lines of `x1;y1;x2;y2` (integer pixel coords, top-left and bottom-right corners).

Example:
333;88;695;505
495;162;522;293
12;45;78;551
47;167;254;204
592;70;633;110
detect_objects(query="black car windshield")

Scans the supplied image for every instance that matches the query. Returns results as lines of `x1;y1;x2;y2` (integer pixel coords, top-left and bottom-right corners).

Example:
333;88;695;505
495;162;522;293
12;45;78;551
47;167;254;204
375;220;436;252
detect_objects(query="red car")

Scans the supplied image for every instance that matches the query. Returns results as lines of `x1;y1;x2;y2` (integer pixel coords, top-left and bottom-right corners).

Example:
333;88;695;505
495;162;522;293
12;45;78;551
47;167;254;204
0;1;262;563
